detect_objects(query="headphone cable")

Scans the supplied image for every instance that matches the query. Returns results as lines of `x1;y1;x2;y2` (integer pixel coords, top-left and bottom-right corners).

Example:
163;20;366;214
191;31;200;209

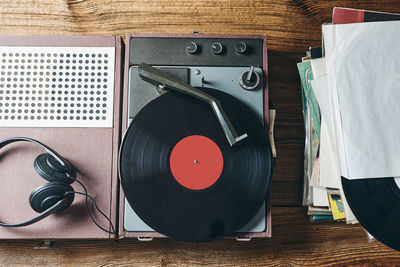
66;179;116;235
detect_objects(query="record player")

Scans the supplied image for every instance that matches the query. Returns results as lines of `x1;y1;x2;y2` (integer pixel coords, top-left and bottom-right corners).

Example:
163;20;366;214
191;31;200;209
118;33;275;241
0;33;274;243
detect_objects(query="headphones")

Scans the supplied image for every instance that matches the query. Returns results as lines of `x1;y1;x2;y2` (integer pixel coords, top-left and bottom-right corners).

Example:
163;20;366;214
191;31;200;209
0;137;115;234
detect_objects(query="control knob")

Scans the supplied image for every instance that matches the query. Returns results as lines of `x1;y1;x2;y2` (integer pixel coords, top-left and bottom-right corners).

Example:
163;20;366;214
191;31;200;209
235;42;247;54
239;66;260;90
186;42;198;54
211;42;223;55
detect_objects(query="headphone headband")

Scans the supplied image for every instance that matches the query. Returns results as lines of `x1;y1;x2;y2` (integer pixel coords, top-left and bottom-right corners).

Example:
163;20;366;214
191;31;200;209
0;137;72;176
0;198;70;227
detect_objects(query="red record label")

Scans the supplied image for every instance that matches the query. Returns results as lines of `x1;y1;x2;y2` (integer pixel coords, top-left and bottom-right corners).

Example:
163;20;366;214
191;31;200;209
169;135;224;190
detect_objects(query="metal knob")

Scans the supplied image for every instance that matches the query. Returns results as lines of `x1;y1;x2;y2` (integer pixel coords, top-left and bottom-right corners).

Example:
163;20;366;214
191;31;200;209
235;42;247;54
239;66;260;90
211;42;223;55
186;42;198;54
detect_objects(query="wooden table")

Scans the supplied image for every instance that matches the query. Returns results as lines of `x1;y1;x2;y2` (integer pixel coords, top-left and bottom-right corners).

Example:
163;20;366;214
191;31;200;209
0;0;399;266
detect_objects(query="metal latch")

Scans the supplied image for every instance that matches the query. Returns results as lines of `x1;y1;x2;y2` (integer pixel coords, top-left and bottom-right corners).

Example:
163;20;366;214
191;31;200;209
137;237;154;242
236;237;252;242
34;240;55;249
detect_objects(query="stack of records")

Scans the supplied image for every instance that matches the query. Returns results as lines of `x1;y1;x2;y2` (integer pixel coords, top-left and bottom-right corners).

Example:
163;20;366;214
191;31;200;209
298;45;346;222
298;7;400;251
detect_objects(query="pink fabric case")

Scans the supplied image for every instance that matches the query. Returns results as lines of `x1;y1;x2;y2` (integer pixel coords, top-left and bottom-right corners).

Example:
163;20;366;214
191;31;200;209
0;36;122;239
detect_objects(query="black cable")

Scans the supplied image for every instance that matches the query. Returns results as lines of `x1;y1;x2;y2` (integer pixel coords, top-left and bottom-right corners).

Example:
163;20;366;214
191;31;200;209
72;191;116;235
74;179;101;232
75;179;116;235
66;179;116;235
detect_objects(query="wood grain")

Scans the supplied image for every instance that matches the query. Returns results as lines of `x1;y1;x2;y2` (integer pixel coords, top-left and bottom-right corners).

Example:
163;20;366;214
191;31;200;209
0;0;400;266
0;208;399;266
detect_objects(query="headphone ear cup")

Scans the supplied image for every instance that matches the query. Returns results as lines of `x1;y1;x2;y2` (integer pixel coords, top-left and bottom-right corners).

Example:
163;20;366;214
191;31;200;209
34;153;76;184
29;182;74;213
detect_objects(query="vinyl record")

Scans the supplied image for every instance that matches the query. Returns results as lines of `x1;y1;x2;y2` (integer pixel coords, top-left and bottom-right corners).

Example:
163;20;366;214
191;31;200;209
342;177;400;251
119;88;272;242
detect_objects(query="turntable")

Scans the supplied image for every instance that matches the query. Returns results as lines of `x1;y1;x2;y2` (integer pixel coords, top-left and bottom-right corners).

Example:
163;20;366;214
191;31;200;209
118;34;274;241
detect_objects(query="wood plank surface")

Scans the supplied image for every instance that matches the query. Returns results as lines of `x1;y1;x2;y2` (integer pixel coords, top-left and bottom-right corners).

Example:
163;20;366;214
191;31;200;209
0;207;400;266
0;0;399;266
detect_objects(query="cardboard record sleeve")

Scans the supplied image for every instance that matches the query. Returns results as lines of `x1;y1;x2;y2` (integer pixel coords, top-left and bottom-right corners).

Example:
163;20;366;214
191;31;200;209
118;33;272;240
0;35;123;239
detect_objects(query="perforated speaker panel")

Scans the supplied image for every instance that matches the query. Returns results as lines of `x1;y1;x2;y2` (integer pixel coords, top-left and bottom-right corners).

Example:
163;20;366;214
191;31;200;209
0;46;115;128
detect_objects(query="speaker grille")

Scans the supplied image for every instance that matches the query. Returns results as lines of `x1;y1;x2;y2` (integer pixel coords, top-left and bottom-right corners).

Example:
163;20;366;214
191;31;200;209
0;47;115;127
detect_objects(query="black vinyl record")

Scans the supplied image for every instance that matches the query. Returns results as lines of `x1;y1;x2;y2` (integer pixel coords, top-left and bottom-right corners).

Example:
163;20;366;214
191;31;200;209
342;177;400;251
119;88;272;242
